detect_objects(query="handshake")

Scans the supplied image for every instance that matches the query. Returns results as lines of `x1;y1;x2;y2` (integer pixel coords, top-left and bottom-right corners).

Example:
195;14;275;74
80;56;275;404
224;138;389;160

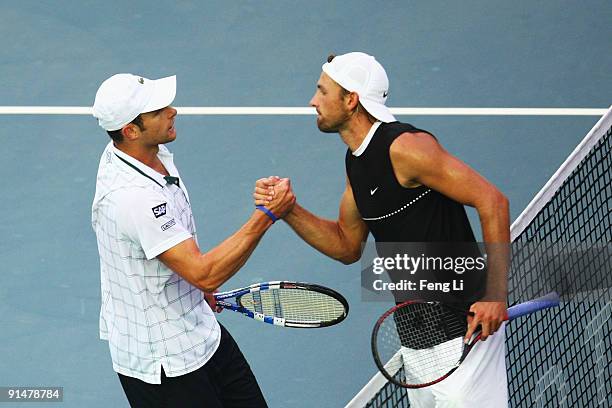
253;176;296;220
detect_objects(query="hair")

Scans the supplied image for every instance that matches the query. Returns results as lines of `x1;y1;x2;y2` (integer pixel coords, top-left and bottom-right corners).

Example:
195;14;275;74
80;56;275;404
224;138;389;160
106;114;145;143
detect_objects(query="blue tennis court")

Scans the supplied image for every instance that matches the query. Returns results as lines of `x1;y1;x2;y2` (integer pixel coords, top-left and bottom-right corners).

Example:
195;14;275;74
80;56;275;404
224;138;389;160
1;1;610;407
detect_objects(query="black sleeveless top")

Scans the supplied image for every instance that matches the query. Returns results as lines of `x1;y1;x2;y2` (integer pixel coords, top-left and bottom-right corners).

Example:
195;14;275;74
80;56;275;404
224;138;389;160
345;122;476;243
346;122;484;307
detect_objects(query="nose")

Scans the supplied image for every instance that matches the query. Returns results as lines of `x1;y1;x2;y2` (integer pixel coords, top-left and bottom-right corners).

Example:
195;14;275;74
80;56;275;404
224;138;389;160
167;106;177;118
309;95;317;108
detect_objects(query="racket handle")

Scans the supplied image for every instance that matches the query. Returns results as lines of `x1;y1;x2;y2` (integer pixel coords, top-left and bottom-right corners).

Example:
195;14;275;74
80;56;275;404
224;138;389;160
507;291;560;320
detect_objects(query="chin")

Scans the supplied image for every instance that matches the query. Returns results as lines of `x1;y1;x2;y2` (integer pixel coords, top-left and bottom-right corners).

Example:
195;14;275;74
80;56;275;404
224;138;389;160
161;136;176;144
317;121;339;134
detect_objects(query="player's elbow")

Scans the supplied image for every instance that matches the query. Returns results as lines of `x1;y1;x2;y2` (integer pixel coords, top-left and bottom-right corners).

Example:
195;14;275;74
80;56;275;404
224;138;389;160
338;256;359;265
337;248;362;265
492;190;509;211
333;225;363;264
191;260;219;292
194;268;222;292
186;269;214;292
195;279;218;293
479;187;508;213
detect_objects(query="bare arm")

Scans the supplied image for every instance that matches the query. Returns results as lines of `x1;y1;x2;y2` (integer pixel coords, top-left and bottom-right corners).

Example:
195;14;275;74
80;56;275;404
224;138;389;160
390;132;510;340
159;178;295;292
390;132;510;245
254;177;369;264
158;211;272;292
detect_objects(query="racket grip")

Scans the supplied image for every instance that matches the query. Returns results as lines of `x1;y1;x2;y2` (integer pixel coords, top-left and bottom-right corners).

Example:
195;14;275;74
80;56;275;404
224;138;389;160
507;291;560;320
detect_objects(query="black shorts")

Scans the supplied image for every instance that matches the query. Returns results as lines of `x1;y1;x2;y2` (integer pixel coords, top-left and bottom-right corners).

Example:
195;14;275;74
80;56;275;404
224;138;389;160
118;324;268;408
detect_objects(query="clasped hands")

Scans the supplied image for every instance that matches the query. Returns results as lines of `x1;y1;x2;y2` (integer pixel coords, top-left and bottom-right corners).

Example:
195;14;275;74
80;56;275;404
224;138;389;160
253;176;295;220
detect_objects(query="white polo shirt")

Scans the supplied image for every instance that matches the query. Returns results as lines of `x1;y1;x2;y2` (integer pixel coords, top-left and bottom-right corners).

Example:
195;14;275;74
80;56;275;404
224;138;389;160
91;142;220;384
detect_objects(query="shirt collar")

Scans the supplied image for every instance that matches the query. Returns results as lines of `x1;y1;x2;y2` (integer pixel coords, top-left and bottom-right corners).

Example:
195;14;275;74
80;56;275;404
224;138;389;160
352;121;382;157
112;144;178;188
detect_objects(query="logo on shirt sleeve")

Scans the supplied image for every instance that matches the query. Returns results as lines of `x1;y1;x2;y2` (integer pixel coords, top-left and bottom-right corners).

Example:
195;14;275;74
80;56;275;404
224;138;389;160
152;203;167;218
161;219;176;231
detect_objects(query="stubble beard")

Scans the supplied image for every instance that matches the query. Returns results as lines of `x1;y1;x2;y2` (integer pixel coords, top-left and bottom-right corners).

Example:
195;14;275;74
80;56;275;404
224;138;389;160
316;114;348;134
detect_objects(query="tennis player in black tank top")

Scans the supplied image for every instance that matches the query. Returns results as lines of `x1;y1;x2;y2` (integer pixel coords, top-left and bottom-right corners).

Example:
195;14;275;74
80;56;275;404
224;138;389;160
254;52;510;407
345;121;487;311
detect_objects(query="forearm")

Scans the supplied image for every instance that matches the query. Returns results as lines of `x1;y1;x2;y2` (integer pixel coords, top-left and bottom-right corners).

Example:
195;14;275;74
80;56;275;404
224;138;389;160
197;210;273;290
477;192;510;300
284;204;361;264
479;192;510;243
159;210;274;292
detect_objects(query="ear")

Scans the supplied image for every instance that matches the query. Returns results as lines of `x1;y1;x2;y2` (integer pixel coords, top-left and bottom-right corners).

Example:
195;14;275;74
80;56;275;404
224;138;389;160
345;91;360;111
121;123;140;142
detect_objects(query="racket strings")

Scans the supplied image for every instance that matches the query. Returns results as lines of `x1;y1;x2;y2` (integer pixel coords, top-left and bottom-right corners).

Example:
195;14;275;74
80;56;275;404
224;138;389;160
377;303;467;386
239;288;346;323
272;288;283;317
251;290;263;314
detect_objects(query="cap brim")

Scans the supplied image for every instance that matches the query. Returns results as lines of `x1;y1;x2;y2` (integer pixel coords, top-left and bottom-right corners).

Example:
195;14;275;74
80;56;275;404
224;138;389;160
360;98;396;123
142;75;176;113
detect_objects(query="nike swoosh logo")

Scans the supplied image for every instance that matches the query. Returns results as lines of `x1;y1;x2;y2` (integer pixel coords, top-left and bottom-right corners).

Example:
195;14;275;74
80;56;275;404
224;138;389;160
370;187;379;195
383;91;388;98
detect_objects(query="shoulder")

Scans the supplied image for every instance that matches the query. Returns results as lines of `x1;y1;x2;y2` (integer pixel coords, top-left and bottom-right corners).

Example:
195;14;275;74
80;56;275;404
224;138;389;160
388;131;446;185
98;141;115;158
389;131;440;161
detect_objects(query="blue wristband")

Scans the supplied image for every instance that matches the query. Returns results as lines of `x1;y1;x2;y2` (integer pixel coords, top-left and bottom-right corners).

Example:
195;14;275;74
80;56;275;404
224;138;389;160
256;205;279;223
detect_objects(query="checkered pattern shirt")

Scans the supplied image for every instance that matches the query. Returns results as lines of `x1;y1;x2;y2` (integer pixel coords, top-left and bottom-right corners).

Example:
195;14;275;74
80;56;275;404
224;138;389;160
91;142;220;384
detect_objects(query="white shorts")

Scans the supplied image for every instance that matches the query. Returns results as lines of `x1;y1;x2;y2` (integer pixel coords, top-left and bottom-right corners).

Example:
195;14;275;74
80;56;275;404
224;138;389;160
406;323;508;408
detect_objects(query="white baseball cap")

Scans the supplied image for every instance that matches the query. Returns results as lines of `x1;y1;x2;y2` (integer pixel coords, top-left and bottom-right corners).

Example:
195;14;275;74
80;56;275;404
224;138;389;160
322;52;396;123
92;74;176;131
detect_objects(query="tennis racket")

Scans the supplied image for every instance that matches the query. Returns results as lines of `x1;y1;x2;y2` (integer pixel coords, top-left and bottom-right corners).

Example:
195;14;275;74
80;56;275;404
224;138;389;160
371;292;560;388
214;281;349;328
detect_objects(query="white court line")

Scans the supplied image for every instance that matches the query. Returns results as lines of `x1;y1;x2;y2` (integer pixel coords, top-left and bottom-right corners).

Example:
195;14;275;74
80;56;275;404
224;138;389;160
0;106;607;116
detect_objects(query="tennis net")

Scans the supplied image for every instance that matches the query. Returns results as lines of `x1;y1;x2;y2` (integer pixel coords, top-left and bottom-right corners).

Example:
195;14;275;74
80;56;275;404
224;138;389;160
346;106;612;408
